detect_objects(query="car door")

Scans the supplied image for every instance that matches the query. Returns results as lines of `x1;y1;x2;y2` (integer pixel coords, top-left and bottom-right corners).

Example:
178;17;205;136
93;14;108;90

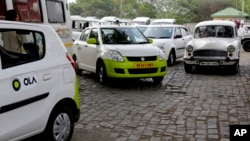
173;27;186;58
75;28;90;70
0;27;56;140
181;27;192;46
76;28;98;72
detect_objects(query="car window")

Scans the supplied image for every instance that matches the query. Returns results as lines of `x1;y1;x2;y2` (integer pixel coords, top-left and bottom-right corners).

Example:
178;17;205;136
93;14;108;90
194;25;234;38
0;29;45;69
180;27;190;36
46;0;65;23
89;28;98;39
80;28;90;41
101;27;148;44
174;27;182;37
143;27;173;38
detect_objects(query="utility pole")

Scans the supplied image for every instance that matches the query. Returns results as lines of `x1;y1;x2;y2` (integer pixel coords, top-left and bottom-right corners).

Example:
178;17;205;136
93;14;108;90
120;0;123;18
242;0;244;13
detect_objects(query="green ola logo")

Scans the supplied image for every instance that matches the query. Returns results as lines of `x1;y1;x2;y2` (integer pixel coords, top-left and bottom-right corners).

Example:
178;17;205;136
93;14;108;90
12;78;21;91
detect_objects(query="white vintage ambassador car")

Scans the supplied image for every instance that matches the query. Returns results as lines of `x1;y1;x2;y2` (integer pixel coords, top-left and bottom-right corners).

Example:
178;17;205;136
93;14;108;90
183;20;241;73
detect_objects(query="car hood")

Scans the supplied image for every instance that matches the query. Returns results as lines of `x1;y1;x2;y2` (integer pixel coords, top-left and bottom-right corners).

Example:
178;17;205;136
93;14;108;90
192;38;236;50
104;44;162;56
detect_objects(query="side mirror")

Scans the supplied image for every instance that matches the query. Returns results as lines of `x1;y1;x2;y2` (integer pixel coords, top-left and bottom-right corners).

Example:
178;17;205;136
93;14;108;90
87;38;97;44
175;35;182;38
148;38;153;43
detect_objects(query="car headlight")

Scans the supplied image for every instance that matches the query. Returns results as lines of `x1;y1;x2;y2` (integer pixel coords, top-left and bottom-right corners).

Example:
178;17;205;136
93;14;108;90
158;45;165;51
109;50;124;62
159;50;166;60
186;45;193;52
227;45;235;52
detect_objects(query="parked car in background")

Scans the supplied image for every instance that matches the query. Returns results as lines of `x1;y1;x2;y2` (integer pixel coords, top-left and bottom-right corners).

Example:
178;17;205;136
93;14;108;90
72;31;82;41
72;25;167;84
132;17;150;25
241;24;250;51
142;24;192;66
151;18;176;25
183;20;240;73
0;21;80;141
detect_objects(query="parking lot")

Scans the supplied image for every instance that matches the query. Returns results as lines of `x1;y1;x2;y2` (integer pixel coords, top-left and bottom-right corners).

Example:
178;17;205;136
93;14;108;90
69;50;250;141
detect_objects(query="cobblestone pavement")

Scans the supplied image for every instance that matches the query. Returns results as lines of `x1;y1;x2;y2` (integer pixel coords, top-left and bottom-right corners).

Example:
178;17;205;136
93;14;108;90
71;50;250;141
25;50;250;141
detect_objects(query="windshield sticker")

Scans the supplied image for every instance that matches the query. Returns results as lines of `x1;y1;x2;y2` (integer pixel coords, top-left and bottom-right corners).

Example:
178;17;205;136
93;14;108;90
11;72;38;92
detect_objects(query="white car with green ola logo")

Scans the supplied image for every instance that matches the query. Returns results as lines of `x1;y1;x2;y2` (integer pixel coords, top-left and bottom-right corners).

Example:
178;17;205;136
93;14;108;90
0;21;80;141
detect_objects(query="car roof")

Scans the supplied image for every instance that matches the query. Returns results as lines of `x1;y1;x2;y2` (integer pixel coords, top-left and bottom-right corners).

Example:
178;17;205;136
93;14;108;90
195;20;236;27
136;24;185;28
88;25;138;29
132;17;150;21
152;19;176;23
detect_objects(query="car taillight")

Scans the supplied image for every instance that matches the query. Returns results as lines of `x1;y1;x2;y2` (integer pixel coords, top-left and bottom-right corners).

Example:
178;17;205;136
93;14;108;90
66;53;77;71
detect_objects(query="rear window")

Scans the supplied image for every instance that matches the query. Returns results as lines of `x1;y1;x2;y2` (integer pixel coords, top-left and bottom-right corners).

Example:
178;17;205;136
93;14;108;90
13;0;42;22
46;0;65;23
0;29;45;69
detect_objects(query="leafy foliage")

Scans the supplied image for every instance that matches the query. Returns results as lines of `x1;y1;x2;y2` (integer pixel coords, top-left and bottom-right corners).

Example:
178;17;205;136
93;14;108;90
69;0;247;24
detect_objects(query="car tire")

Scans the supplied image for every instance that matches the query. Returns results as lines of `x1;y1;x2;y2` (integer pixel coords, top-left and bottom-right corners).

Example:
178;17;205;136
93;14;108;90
152;76;164;84
184;62;192;73
242;40;250;52
42;105;74;141
167;50;175;66
230;61;239;74
73;56;82;75
97;60;108;84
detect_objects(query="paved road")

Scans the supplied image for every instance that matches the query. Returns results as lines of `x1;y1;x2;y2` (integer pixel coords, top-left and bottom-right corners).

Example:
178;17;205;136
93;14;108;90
71;50;250;141
26;50;250;141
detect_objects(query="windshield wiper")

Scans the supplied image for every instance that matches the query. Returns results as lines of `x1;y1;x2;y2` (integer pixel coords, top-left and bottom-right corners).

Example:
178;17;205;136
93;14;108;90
146;36;157;39
158;37;171;38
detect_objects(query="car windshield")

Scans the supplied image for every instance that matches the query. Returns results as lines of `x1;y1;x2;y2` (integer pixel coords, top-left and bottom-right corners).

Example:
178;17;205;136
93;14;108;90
143;27;173;39
194;25;234;38
101;27;148;44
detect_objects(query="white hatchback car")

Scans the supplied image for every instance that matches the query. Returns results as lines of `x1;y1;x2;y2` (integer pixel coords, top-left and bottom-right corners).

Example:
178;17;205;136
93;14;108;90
72;25;167;84
0;21;80;141
183;20;240;73
142;25;192;66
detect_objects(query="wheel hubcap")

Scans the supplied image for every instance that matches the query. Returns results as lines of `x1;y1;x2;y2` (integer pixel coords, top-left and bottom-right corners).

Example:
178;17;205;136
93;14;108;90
99;66;103;82
53;113;71;141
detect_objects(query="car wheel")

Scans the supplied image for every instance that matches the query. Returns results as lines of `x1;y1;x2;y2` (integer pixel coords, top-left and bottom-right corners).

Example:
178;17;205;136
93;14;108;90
152;76;164;84
42;105;74;141
243;41;250;52
73;56;82;75
97;60;108;84
230;61;239;74
167;50;175;66
184;62;192;73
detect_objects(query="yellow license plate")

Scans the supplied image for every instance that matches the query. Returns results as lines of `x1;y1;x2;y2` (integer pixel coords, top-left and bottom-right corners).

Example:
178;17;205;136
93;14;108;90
134;63;154;68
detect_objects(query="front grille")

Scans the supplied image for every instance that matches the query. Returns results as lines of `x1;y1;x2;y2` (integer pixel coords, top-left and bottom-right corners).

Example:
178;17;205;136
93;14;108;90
114;68;125;74
193;50;227;57
161;67;166;72
128;68;158;74
126;56;157;61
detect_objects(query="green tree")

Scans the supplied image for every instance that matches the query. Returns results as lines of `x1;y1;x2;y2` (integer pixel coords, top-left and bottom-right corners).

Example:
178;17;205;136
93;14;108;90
136;2;157;18
160;0;231;24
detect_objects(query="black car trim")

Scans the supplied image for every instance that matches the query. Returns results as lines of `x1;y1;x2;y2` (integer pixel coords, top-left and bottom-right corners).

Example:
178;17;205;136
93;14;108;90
0;93;49;114
176;47;185;50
